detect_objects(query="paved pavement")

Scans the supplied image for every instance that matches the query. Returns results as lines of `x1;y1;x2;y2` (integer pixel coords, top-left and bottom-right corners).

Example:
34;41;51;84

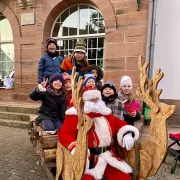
0;126;48;180
0;125;179;180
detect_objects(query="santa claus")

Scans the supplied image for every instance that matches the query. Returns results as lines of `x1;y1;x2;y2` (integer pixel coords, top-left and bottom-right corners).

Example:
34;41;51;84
58;86;139;180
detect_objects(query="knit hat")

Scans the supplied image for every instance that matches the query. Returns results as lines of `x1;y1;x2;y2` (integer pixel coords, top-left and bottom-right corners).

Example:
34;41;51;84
74;39;86;54
120;75;132;87
62;72;71;81
101;81;117;94
49;73;64;85
83;86;101;101
84;73;95;88
46;38;58;49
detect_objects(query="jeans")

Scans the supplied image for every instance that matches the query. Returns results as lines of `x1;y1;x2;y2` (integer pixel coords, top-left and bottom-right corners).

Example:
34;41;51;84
41;119;62;131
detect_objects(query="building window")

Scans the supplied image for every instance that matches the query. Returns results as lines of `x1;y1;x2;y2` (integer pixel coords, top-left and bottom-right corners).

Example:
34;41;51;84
0;13;14;88
51;4;105;68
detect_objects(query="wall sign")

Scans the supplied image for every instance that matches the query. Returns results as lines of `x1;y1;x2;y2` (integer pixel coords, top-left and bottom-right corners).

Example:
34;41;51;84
21;12;36;25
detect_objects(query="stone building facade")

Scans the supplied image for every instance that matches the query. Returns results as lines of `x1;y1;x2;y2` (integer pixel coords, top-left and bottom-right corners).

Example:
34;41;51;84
0;0;149;102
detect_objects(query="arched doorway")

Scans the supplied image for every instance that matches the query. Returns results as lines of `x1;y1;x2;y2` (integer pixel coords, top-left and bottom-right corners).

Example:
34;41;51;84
51;4;105;68
0;13;14;88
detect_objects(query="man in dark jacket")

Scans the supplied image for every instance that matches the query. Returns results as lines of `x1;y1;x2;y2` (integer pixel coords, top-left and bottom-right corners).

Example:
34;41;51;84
38;38;63;83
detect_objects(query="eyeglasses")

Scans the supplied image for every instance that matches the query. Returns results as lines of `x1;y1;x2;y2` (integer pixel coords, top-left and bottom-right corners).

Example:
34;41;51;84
74;51;85;55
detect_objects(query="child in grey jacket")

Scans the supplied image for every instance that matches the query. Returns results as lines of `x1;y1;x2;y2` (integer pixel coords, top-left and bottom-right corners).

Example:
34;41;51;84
101;82;124;120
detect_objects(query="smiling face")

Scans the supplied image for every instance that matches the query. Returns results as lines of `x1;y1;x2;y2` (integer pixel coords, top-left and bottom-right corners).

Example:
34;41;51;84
48;43;57;53
103;87;114;97
74;51;85;61
120;84;132;95
52;79;62;90
64;80;71;91
85;78;95;88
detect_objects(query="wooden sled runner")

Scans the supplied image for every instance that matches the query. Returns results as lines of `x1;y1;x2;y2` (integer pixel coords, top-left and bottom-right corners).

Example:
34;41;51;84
29;55;175;180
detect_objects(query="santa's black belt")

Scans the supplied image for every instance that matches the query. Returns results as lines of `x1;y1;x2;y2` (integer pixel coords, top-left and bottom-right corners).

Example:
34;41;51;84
89;146;110;155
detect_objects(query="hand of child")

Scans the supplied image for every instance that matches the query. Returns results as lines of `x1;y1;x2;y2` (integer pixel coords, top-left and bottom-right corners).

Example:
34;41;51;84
41;78;48;88
131;110;137;117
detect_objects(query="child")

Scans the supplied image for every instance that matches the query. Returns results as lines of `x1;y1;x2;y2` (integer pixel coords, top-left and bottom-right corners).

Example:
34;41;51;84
101;82;124;120
30;73;67;131
62;72;72;108
84;64;103;90
83;73;96;89
118;75;141;126
38;38;63;84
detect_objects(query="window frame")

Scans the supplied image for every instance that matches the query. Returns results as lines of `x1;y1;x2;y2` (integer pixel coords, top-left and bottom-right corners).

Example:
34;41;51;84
0;13;14;88
51;4;105;68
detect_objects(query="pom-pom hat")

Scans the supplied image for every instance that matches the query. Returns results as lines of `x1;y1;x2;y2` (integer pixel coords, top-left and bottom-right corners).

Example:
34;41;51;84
84;73;95;88
74;39;86;54
83;86;101;101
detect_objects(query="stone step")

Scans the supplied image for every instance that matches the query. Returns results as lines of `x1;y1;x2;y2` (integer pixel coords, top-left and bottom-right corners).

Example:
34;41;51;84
0;111;37;121
0;105;38;114
0;102;40;114
0;119;30;129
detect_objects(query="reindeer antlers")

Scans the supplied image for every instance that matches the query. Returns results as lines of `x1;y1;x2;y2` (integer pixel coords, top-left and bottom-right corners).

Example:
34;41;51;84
71;67;85;127
71;67;83;108
136;55;164;113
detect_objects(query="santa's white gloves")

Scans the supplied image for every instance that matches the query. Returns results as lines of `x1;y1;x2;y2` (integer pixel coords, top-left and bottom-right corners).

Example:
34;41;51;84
122;133;135;151
84;100;105;113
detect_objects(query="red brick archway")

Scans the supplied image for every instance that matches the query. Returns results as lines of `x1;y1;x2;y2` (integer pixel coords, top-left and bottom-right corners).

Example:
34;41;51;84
0;1;21;76
37;0;116;49
0;1;21;38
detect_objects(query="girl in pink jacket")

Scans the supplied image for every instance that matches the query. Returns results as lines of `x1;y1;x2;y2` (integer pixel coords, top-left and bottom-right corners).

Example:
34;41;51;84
118;76;141;126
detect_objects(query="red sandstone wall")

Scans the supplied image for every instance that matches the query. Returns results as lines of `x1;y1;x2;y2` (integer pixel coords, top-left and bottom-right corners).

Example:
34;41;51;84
0;0;149;102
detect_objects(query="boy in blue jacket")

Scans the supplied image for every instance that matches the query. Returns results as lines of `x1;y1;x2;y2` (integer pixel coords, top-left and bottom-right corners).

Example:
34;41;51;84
38;38;63;83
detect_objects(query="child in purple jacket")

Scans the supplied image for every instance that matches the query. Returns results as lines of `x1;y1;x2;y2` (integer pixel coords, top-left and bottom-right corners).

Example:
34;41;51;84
118;75;141;126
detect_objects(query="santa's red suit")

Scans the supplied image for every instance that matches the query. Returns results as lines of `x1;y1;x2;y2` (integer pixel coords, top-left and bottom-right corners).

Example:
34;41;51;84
58;87;139;180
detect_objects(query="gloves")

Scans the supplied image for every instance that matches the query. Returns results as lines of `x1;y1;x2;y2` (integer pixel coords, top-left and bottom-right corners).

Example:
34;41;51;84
37;84;46;92
122;133;135;151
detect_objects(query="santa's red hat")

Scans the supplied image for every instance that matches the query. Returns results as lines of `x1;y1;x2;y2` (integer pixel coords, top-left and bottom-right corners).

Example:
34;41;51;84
83;86;101;101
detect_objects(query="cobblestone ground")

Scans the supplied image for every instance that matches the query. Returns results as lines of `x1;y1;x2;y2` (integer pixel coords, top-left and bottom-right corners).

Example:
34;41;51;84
0;125;179;180
0;126;48;180
147;155;180;180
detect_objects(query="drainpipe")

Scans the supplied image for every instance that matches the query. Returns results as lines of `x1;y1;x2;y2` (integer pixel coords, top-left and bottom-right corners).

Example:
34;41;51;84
145;0;156;78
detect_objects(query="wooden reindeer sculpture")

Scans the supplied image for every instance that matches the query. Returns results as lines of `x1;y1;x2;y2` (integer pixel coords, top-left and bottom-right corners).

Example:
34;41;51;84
126;55;175;180
56;67;93;180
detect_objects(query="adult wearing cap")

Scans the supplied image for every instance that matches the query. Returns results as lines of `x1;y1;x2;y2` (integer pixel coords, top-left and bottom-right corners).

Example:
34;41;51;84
38;38;64;84
61;39;88;77
58;86;139;180
30;73;67;131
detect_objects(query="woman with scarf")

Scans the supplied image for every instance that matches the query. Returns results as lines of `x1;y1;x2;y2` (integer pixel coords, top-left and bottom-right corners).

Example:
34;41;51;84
118;76;141;126
30;73;67;131
38;38;63;84
101;82;124;120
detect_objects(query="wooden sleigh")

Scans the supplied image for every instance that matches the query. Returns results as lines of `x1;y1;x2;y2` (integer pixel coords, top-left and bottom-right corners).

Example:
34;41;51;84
29;119;58;179
29;56;175;180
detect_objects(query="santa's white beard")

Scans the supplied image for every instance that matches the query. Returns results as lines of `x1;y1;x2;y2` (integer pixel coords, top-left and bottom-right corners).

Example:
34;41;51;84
84;99;111;115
